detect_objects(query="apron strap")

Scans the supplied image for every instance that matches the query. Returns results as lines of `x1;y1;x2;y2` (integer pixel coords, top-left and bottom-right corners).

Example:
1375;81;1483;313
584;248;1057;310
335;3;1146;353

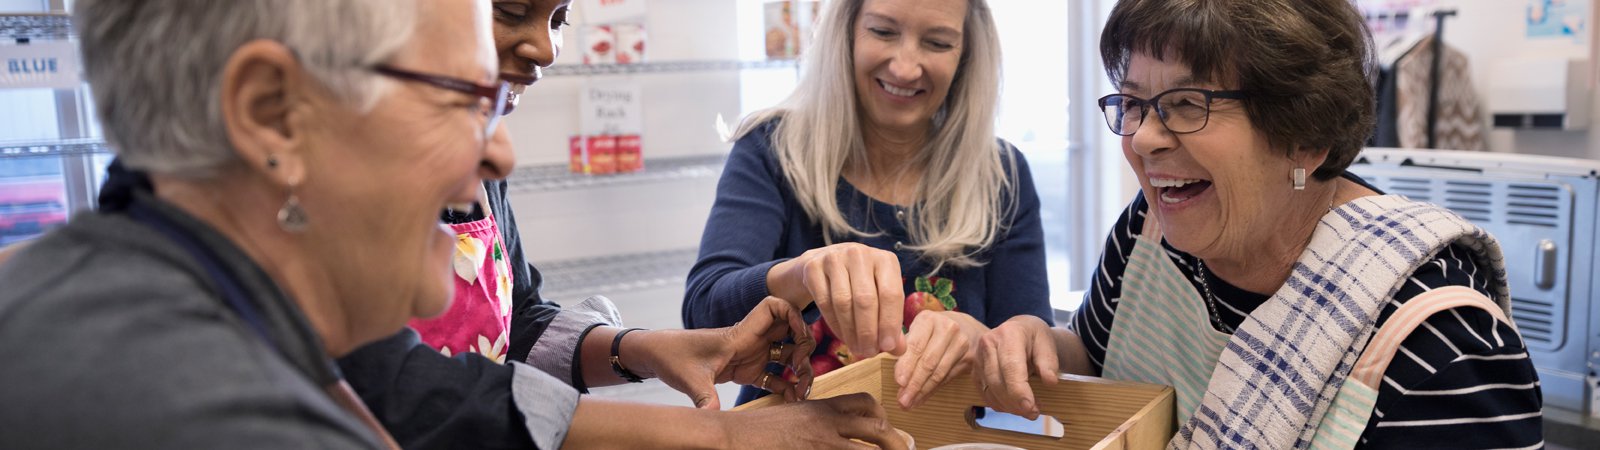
1139;208;1162;240
1348;285;1511;389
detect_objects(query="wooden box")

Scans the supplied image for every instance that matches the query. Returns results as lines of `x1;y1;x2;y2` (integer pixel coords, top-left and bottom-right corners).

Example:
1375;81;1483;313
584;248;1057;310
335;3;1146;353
734;355;1175;449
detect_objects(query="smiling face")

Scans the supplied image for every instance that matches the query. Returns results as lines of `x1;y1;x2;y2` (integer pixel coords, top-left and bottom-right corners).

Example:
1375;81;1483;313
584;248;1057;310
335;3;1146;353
851;0;966;138
1120;52;1316;261
489;0;572;106
295;0;511;337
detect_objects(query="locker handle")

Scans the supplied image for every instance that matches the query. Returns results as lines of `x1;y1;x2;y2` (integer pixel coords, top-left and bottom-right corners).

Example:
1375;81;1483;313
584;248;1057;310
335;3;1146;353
1534;239;1557;290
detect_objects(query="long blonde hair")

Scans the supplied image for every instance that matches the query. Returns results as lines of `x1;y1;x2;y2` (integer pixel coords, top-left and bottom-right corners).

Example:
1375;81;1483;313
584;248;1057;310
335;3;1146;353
735;0;1014;273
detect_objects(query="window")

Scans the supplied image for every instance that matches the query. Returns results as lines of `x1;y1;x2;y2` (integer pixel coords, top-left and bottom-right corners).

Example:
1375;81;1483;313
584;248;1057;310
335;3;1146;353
0;88;70;244
992;0;1074;310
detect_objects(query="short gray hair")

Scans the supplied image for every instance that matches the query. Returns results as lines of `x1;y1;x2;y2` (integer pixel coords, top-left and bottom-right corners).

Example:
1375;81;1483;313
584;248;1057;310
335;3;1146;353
74;0;418;178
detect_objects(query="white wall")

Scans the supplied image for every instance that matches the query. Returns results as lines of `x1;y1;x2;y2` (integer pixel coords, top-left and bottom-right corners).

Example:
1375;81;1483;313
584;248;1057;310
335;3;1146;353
501;0;742;167
504;0;748;263
1431;0;1600;160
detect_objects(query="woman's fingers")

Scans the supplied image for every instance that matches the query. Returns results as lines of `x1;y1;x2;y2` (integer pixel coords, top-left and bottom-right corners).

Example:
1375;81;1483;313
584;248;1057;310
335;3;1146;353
873;253;905;355
823;394;905;450
1032;326;1061;386
973;317;1054;419
895;315;955;408
915;332;969;408
898;315;972;409
845;250;881;361
822;254;861;357
998;335;1039;418
977;336;1009;411
752;296;812;344
761;372;803;403
893;316;933;388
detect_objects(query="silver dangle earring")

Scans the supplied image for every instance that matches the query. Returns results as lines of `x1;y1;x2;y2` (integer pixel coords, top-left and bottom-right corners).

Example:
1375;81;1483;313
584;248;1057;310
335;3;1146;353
277;192;308;233
267;154;307;232
1291;167;1307;191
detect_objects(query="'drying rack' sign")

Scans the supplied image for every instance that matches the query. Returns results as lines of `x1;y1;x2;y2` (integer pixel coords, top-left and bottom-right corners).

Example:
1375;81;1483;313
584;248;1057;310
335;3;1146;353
1;42;80;90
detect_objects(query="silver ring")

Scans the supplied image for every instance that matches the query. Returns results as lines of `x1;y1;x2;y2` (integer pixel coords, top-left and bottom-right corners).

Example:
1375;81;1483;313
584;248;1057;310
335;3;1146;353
759;373;772;391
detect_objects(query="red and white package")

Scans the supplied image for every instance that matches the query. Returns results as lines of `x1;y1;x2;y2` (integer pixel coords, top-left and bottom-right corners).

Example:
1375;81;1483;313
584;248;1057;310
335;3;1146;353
586;135;617;175
613;23;646;64
569;135;585;173
615;134;642;173
582;25;615;65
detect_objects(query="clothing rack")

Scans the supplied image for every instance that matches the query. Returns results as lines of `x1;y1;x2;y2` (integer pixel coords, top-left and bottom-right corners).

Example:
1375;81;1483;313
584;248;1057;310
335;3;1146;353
1424;9;1457;149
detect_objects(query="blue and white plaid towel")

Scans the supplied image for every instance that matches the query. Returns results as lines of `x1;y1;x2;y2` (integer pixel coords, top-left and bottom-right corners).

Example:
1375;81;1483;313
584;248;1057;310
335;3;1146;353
1172;195;1508;450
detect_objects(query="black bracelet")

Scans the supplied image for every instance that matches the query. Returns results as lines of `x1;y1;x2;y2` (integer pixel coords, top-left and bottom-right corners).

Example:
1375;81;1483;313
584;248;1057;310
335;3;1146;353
610;327;647;383
570;323;606;394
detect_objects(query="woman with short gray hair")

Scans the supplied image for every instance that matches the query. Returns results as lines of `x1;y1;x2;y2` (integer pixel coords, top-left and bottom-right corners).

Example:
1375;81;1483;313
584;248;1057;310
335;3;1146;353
0;0;908;448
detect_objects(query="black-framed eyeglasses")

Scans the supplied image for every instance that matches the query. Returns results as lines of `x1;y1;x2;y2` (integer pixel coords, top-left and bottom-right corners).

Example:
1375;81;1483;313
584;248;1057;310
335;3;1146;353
1097;88;1247;136
371;65;527;145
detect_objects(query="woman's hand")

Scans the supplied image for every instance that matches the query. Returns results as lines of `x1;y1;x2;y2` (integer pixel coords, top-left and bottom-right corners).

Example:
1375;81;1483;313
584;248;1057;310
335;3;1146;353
972;315;1060;419
721;393;908;450
633;297;815;409
767;242;906;361
566;392;905;449
893;310;986;409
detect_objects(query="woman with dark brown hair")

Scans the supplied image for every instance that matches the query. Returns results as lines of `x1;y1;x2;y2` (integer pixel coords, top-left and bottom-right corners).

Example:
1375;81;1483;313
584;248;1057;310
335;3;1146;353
971;0;1542;448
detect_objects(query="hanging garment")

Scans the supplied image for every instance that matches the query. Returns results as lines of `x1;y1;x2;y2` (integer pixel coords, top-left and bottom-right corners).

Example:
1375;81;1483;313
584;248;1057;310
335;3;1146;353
1102;195;1509;449
1370;65;1402;148
408;208;516;363
1396;34;1485;150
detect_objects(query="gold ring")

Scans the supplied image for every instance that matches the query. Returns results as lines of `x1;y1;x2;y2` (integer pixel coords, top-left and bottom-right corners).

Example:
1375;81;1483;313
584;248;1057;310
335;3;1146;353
758;373;772;391
768;342;784;363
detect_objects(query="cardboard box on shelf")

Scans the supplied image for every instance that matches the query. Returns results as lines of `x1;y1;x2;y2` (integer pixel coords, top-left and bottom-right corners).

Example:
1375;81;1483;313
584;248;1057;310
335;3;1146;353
569;135;584;173
613;23;646;64
735;355;1176;449
582;24;615;65
569;135;621;175
615;134;643;173
586;135;617;175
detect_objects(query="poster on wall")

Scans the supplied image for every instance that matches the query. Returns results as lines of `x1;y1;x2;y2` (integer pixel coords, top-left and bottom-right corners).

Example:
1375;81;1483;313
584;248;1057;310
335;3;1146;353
573;81;644;174
763;0;821;60
1527;0;1590;42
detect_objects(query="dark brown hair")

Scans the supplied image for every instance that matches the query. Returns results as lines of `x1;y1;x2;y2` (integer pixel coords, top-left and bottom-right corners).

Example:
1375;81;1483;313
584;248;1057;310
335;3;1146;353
1101;0;1376;180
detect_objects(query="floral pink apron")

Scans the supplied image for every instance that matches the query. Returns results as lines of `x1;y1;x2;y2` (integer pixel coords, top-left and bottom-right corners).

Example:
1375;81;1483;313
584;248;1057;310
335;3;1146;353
408;206;514;363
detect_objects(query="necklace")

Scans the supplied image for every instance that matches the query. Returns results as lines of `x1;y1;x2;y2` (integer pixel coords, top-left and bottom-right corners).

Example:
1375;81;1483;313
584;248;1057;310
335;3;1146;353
1191;258;1234;334
1189;183;1339;335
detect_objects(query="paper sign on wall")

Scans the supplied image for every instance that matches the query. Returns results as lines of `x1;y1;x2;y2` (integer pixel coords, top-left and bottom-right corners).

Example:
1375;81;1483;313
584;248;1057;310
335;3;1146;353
1527;0;1590;41
579;81;643;135
0;42;80;90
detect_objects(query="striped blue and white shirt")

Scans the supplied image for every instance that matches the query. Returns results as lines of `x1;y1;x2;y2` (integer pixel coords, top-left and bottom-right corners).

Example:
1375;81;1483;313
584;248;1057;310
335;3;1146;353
1070;177;1543;449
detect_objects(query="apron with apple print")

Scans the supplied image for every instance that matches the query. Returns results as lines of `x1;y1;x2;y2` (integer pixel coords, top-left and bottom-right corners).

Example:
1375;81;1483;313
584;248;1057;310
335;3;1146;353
407;212;514;364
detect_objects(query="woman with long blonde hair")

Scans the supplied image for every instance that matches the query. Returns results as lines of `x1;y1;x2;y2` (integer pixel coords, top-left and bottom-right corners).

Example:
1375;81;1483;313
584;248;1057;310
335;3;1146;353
684;0;1052;408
